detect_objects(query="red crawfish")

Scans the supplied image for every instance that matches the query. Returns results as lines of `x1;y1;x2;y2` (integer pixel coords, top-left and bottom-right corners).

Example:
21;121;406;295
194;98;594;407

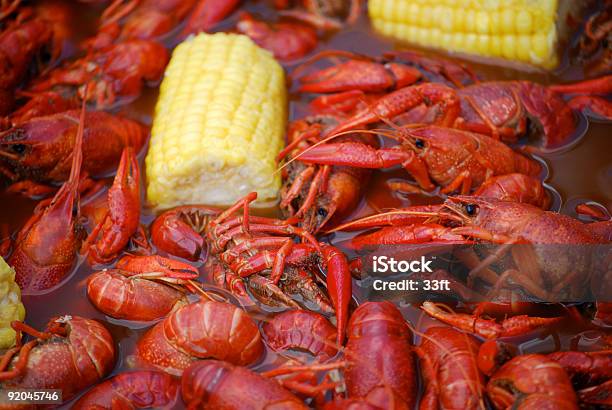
576;3;612;77
486;354;578;409
279;116;377;233
81;146;141;264
0;316;116;404
150;205;219;261
8;105;88;294
28;39;169;108
303;59;612;150
388;173;551;209
295;49;478;93
331;173;551;241
0;9;51;115
338;196;610;301
86;255;199;321
420;302;563;340
152;192;352;345
343;301;416;409
263;310;338;361
274;0;363;30
296;125;542;195
1;92;79;130
480;342;612;408
181;360;308;409
0;110;147;185
417;326;485;410
236;12;317;61
134;300;264;375
547;350;612;389
180;0;241;37
87;0;199;49
72;370;180;409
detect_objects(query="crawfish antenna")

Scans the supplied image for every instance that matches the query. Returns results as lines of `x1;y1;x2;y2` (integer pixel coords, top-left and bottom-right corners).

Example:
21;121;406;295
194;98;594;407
289;49;371;80
67;95;87;187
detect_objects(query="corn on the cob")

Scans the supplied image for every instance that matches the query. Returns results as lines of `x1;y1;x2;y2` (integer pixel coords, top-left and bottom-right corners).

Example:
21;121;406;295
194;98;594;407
146;33;287;209
368;0;584;69
0;256;25;349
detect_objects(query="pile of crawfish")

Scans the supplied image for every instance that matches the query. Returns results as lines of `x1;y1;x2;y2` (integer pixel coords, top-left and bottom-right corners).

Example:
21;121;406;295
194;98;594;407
1;0;612;409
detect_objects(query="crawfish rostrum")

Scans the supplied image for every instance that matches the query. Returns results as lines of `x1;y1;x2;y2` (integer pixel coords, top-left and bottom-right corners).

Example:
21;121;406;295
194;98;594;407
0;0;611;409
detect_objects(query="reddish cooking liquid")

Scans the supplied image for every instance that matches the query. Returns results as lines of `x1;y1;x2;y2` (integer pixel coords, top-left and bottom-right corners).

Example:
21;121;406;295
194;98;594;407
1;0;611;407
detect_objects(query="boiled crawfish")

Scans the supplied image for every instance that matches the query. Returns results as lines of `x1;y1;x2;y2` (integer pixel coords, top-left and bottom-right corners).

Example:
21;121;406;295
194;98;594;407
88;0;200;48
181;359;308;409
417;326;485;410
236;12;317;61
420;302;562;340
296;124;542;195
480;342;612;408
486;354;578;409
343;301;416;409
298;53;612;150
81;146;141;264
0;9;51;115
279;117;376;233
8;105;88;294
263;309;338;361
0;316;116;407
389;172;550;209
274;0;362;30
150;205;219;261
86;255;200;321
180;0;241;36
152;192;352;344
338;196;610;302
28;39;169;108
72;370;180;409
134;299;264;375
295;49;476;94
0;110;147;185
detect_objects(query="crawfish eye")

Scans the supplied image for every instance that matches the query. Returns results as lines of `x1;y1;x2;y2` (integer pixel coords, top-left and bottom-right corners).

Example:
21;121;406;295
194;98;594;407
11;144;26;154
414;139;425;149
317;207;328;217
465;203;479;216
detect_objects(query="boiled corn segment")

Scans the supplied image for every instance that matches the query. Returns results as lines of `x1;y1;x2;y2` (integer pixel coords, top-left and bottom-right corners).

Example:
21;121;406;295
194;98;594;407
146;33;287;208
0;256;25;349
368;0;582;69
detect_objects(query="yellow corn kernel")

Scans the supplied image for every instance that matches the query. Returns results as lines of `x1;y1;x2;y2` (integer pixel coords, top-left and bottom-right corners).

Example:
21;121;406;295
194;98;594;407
516;9;533;34
146;33;287;209
500;8;515;34
0;257;25;349
368;0;578;69
502;35;517;59
475;11;491;34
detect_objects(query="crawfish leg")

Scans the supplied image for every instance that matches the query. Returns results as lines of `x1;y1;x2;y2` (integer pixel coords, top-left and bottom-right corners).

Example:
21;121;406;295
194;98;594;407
294;165;330;219
281;268;334;314
454;248;499;287
578;379;612;407
567;95;612;119
280;165;315;211
487;269;553;301
270;239;294;285
0;340;37;380
440;170;473;195
247;275;301;309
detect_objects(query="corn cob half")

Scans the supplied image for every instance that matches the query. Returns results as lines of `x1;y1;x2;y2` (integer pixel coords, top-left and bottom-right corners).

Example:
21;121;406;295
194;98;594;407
368;0;584;69
0;256;25;349
146;33;287;208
